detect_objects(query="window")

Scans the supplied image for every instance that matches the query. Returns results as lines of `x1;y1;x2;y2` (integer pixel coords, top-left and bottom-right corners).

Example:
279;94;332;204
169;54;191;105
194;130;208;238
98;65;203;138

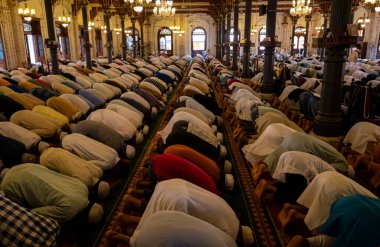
230;28;240;42
125;27;139;54
192;27;206;52
158;27;173;55
258;27;266;55
293;26;306;54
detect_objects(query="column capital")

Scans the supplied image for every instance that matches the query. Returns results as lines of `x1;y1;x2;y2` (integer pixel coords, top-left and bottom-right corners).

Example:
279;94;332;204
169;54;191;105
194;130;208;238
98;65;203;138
119;14;126;20
103;8;111;16
305;14;312;22
80;0;89;6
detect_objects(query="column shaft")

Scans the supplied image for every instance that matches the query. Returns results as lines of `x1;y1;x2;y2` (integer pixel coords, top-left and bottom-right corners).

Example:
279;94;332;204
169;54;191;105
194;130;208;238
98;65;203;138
131;16;137;58
216;20;220;59
240;0;253;78
290;17;296;56
221;14;226;60
261;0;277;93
120;15;127;61
225;11;232;66
44;0;59;74
104;11;113;63
81;3;92;69
140;21;144;57
304;15;311;57
314;0;353;136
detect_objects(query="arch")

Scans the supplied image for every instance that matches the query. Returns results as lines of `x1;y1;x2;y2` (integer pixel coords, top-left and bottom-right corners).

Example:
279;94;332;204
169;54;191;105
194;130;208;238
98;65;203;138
191;27;207;55
258;27;266;55
293;26;306;54
157;27;173;55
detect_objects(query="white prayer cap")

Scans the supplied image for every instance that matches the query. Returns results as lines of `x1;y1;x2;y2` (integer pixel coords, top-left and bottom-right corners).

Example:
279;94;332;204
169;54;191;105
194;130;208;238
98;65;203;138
0;168;9;180
126;145;136;159
224;160;232;174
241;226;254;247
151;107;158;118
69;123;77;132
97;181;110;200
225;174;234;191
136;132;144;145
219;144;227;159
142;125;150;136
88;203;104;224
162;94;167;103
38;141;50;153
211;125;217;132
217;132;223;142
168;86;173;93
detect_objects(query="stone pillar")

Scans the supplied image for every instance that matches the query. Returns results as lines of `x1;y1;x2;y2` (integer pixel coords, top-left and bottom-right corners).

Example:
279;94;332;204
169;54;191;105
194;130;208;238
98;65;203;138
44;0;59;74
290;16;297;56
314;0;353;137
231;0;239;71
131;16;137;58
240;0;253;78
81;1;92;69
304;15;311;57
221;14;226;61
104;9;113;63
216;19;220;59
120;15;127;61
261;0;277;94
225;10;232;66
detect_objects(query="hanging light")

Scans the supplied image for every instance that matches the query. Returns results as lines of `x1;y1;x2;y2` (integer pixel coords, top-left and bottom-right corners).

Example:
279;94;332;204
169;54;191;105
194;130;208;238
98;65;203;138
315;26;324;33
125;0;151;13
18;1;35;22
58;0;71;28
101;25;108;33
153;0;176;17
169;25;180;31
290;0;312;17
88;21;95;31
114;27;122;35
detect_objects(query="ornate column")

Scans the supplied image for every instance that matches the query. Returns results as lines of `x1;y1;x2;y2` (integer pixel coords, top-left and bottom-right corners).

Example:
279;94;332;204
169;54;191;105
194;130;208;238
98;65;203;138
290;16;297;56
304;14;311;57
221;13;226;60
314;0;353;136
240;0;253;78
131;15;137;58
81;0;92;69
120;14;127;61
104;9;113;63
231;0;239;71
44;0;59;74
261;0;278;94
225;9;232;66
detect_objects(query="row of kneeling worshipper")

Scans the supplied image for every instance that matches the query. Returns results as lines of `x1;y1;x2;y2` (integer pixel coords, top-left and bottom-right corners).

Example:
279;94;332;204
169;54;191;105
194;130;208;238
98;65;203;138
0;55;191;246
209;57;380;247
103;55;255;247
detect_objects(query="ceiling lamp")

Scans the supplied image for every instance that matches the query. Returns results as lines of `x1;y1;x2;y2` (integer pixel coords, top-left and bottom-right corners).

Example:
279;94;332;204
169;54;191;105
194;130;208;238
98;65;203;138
315;26;324;33
169;25;180;31
18;1;35;22
114;27;122;35
101;25;108;33
58;16;71;28
153;0;176;17
125;0;152;13
364;0;380;12
290;0;312;17
88;21;95;31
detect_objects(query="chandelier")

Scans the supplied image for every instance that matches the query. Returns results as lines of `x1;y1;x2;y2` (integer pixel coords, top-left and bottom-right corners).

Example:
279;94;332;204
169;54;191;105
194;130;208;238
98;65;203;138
364;0;380;12
58;16;71;28
114;27;122;35
88;21;95;31
290;0;312;17
153;0;176;17
169;25;180;31
125;0;152;13
357;16;370;28
315;26;324;33
18;1;35;22
101;25;108;33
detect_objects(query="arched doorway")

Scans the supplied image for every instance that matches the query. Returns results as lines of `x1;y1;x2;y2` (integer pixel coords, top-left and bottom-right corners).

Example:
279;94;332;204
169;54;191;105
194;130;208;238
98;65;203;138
293;26;306;55
191;27;206;56
258;27;266;55
158;27;173;56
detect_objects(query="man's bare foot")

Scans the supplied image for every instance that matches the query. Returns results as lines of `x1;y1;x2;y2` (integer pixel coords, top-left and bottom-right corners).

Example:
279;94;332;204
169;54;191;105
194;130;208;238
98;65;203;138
286;235;309;247
122;194;144;212
254;179;277;201
116;213;141;233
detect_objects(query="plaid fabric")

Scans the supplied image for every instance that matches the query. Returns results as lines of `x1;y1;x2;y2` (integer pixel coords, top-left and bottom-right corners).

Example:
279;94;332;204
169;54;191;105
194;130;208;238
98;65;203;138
145;79;167;94
0;193;60;247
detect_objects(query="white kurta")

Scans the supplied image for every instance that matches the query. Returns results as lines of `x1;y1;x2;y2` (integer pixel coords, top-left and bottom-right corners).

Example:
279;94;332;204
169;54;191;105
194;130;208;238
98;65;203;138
297;171;377;231
121;91;151;109
131;211;237;247
106;103;143;128
131;179;240;242
272;151;336;184
343;121;380;154
179;96;215;124
0;121;41;150
158;111;215;145
87;109;137;141
242;123;299;165
62;133;120;170
174;107;211;125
